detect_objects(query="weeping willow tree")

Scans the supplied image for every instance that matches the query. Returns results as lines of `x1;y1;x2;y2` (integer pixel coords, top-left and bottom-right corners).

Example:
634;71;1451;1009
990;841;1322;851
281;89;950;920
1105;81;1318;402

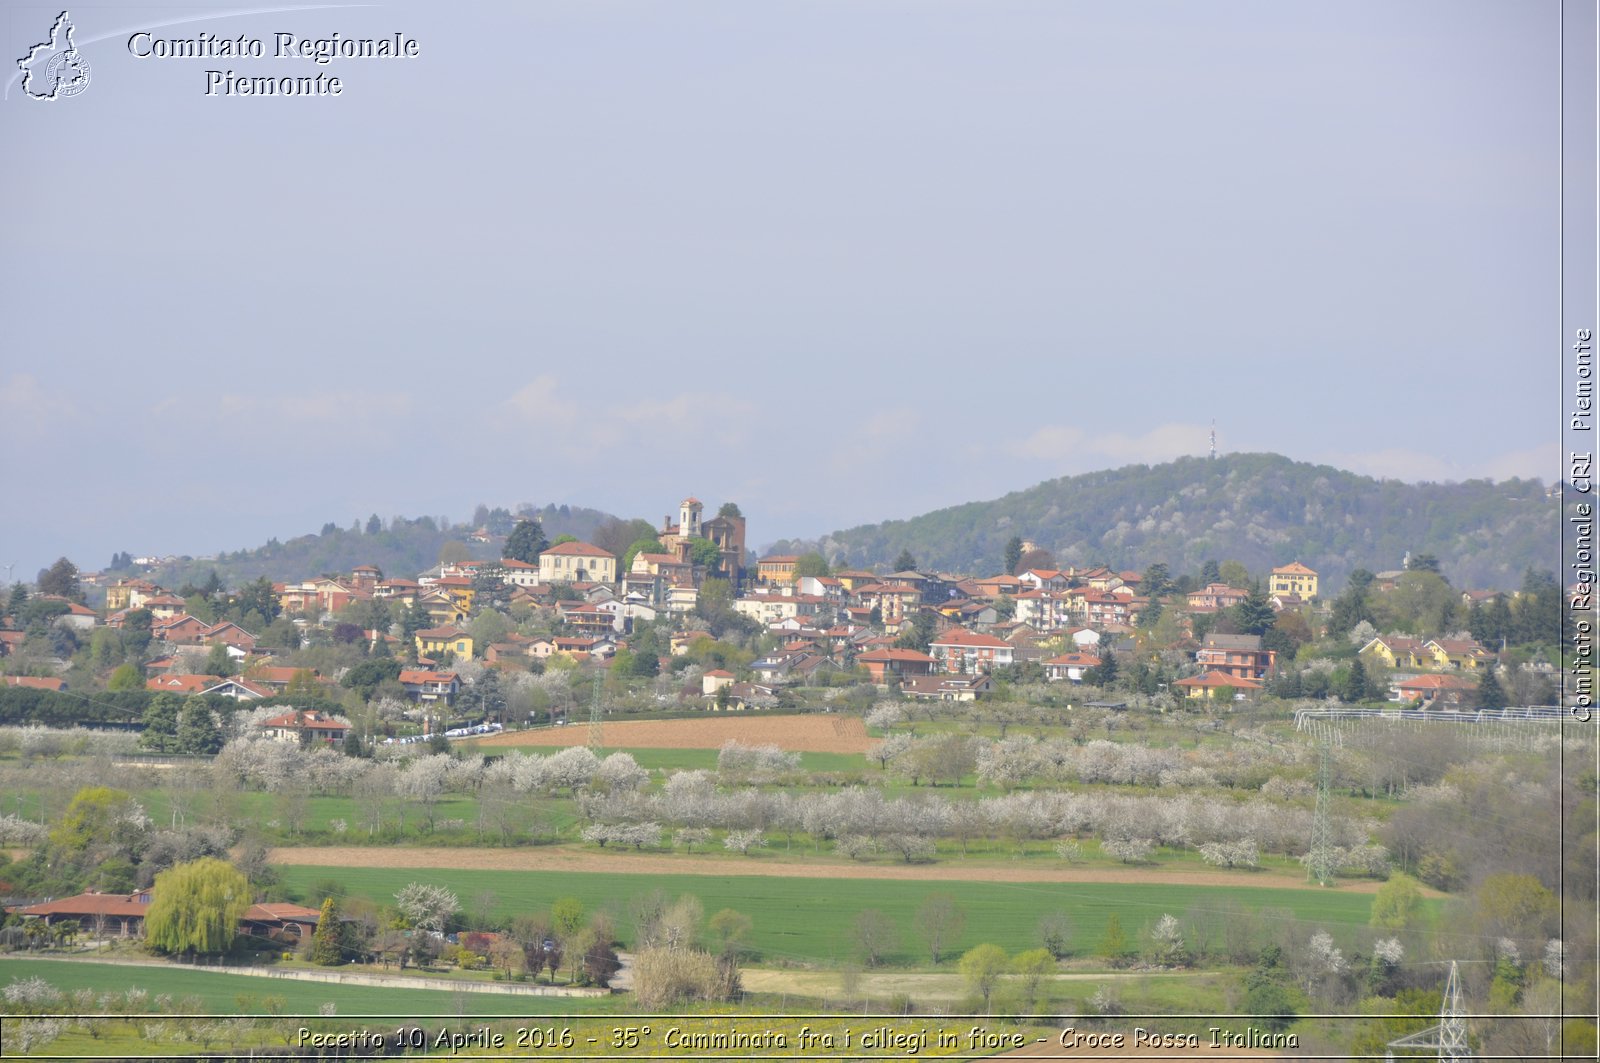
144;857;250;957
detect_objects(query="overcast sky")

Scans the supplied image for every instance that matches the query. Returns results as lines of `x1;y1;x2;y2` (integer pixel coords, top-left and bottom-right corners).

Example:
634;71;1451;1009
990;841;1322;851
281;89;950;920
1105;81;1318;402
1;0;1578;579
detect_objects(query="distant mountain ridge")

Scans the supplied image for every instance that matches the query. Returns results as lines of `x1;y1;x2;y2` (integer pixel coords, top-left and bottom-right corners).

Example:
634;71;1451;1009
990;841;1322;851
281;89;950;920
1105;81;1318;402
776;453;1557;592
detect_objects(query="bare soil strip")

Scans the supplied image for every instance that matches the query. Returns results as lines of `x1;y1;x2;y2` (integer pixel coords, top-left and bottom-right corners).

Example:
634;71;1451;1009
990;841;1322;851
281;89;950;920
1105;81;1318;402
473;714;872;754
270;846;1388;892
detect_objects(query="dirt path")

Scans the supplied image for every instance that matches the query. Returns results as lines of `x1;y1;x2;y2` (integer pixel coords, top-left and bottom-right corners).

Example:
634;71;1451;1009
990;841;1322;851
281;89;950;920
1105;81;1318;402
270;846;1388;892
474;714;873;754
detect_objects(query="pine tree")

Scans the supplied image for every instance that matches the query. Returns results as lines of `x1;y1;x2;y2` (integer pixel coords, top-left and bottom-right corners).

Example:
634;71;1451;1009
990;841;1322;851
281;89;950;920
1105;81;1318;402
893;549;917;573
503;519;549;564
1232;585;1276;637
175;698;222;754
1476;667;1508;711
1003;537;1023;576
1339;659;1370;703
140;693;181;752
312;897;345;965
1090;651;1119;689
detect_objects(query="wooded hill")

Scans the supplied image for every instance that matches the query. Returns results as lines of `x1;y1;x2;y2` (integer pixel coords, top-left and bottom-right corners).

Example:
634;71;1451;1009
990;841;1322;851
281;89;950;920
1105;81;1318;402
781;453;1558;592
105;503;616;596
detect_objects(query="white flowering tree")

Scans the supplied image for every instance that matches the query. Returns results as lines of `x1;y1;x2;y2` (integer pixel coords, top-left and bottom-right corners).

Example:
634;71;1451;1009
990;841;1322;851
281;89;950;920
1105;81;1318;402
394;883;458;933
1150;914;1188;966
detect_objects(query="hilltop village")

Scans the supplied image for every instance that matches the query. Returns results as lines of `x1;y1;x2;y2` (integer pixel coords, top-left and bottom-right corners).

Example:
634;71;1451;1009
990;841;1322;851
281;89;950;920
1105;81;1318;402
1;494;1564;742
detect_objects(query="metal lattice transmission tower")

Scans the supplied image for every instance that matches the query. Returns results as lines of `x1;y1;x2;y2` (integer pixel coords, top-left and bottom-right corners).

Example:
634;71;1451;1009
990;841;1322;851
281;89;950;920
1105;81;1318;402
1307;729;1338;886
587;670;603;750
1293;707;1577;884
1385;960;1471;1061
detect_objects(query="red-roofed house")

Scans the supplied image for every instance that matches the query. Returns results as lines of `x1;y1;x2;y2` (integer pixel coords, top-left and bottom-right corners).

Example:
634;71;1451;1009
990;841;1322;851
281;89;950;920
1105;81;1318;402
1016;569;1069;593
900;673;993;701
4;676;66;692
856;648;937;682
13;891;153;938
146;674;224;695
241;902;324;945
1185;583;1250;612
1195;633;1276;680
398;670;461;704
258;709;351;743
203;676;274;700
1042;652;1101;683
1173;671;1263;700
1394;672;1478;708
702;669;736;696
929;627;1015;675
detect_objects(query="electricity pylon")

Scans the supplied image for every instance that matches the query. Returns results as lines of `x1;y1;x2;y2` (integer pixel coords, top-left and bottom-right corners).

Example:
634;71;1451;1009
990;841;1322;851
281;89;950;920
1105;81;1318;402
587;670;603;750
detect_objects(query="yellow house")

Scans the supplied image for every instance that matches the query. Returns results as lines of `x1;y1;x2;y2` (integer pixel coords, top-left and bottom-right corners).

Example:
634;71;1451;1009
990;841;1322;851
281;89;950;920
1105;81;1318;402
417;590;467;626
833;570;877;592
1358;635;1430;670
430;576;475;616
538;541;618;584
1268;562;1318;601
1425;638;1495;670
415;626;473;660
756;555;799;586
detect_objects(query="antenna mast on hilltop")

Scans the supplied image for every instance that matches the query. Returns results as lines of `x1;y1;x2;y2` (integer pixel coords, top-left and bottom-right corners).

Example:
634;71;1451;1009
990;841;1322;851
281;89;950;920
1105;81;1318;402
1209;421;1217;461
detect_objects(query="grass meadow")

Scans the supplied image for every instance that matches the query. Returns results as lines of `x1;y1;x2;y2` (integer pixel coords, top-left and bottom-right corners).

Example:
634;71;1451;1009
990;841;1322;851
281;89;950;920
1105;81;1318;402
277;864;1413;970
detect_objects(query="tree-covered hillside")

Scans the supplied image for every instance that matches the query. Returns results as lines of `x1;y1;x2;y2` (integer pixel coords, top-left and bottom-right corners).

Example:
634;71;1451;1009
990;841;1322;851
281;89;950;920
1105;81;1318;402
105;503;616;595
783;454;1557;592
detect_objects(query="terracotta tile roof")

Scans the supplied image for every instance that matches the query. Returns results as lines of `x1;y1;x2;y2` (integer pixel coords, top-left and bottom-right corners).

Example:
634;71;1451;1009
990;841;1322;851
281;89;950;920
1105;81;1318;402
415;626;468;639
1428;638;1490;655
544;541;614;558
17;891;152;919
243;902;323;923
1397;673;1478;691
259;709;348;731
145;674;223;693
1173;671;1263;689
4;676;65;691
207;677;274;699
857;648;937;663
1271;562;1318;575
930;627;1011;648
245;666;311;684
398;670;459;684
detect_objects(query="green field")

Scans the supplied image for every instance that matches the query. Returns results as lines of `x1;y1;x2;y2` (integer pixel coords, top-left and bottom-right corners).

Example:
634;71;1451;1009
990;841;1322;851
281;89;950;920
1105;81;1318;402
279;864;1410;969
0;957;616;1017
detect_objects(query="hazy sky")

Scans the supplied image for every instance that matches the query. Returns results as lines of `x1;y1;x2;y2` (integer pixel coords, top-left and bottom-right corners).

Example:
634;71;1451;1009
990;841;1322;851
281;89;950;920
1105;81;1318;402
1;0;1578;579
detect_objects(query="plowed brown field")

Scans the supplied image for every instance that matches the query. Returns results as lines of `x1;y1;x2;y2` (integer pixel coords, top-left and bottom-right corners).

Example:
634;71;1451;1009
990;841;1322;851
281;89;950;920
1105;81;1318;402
474;714;872;753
